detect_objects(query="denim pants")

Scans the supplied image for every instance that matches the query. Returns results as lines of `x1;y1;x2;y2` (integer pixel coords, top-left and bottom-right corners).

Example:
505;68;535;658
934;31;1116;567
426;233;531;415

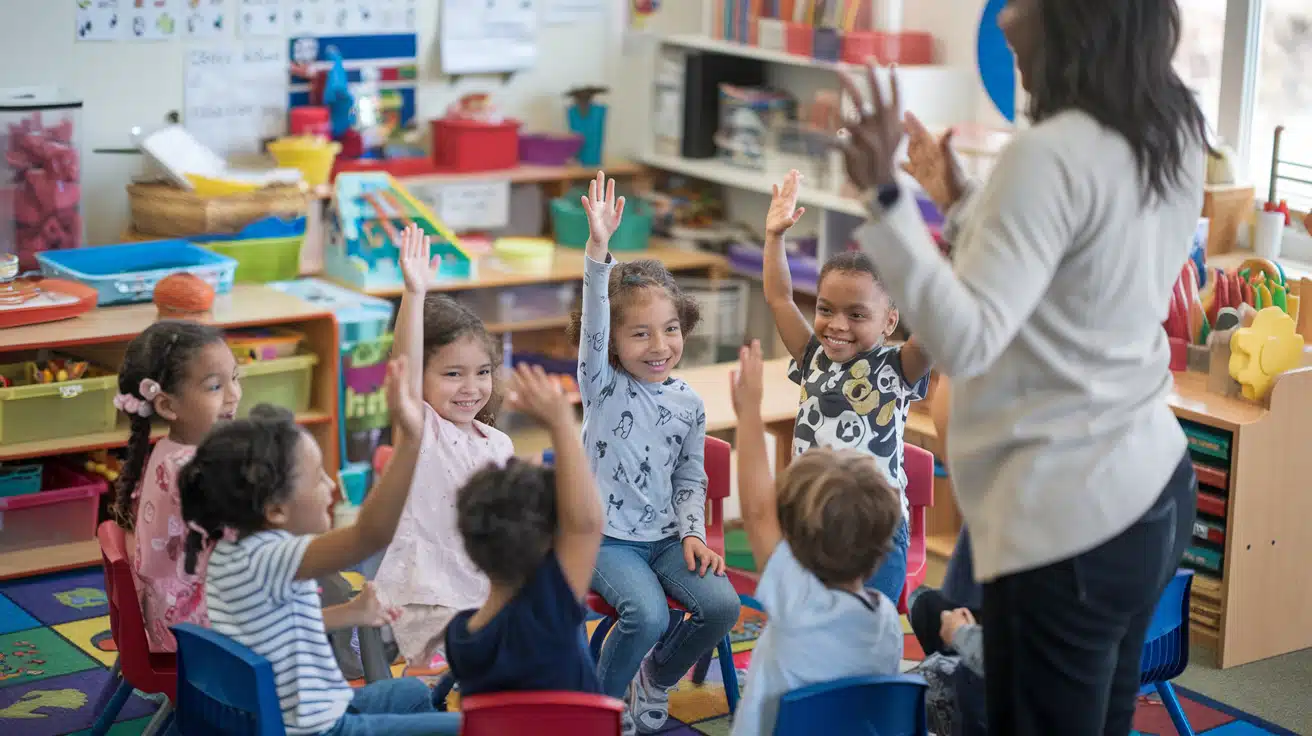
865;517;910;602
591;535;742;698
321;677;461;735
942;526;983;611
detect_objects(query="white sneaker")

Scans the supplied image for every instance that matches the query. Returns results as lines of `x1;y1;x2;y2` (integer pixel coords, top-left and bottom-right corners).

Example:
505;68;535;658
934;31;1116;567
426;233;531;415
627;658;672;733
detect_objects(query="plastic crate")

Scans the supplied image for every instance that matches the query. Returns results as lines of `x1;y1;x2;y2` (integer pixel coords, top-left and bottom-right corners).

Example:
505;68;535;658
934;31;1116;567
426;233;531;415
430;118;521;173
551;190;653;251
0;464;108;554
0;463;42;498
35;239;237;306
464;283;574;325
679;277;750;366
0;361;117;445
236;353;319;416
267;278;395;344
226;327;305;363
201;235;304;283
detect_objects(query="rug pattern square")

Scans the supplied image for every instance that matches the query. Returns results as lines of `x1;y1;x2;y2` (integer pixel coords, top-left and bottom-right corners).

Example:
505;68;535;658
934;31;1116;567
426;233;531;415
0;571;107;626
0;594;39;636
52;617;116;667
0;670;155;734
0;628;97;686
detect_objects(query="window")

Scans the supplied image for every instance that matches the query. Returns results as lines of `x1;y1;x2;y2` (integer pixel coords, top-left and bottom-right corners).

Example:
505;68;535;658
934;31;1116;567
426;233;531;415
1249;0;1312;208
1175;0;1229;130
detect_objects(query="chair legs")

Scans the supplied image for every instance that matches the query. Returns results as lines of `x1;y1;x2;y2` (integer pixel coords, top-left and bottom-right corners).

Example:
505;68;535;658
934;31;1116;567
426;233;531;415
358;626;394;683
587;615;738;715
1155;682;1195;736
433;672;457;711
92;658;122;713
88;679;134;736
141;700;173;736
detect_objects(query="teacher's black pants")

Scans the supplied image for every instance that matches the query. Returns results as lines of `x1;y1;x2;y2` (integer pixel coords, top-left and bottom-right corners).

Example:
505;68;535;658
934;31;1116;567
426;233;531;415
981;452;1196;736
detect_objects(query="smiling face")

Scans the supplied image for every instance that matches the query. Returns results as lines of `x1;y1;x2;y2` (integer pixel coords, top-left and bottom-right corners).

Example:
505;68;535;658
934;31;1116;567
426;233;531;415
265;430;336;536
423;333;495;429
615;287;685;383
155;340;242;446
813;270;898;364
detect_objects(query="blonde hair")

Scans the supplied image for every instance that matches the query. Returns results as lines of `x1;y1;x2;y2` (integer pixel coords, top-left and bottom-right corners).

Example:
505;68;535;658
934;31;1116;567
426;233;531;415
776;448;901;587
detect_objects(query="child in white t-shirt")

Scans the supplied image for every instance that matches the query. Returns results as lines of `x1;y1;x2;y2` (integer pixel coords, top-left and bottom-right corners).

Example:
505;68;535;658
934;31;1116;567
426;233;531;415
727;341;904;736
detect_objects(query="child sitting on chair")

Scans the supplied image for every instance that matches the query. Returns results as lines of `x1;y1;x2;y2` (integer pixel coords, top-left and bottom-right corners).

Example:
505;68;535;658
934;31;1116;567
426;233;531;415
444;363;605;696
728;340;905;736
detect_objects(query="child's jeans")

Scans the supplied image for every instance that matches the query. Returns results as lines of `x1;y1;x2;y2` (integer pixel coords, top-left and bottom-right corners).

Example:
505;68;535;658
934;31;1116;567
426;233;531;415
866;517;910;603
591;535;741;698
321;677;461;735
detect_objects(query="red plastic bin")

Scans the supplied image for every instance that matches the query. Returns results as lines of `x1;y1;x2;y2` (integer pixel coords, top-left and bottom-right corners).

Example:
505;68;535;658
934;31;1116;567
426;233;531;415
0;464;108;554
841;31;934;65
430;118;521;173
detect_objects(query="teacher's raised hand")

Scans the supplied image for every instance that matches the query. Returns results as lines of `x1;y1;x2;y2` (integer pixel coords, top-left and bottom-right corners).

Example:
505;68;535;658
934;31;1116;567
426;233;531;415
903;111;967;212
834;62;904;193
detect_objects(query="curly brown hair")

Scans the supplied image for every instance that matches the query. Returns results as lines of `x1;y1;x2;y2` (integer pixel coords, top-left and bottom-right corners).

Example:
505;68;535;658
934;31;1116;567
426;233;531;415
422;294;503;426
565;259;701;363
776;448;901;587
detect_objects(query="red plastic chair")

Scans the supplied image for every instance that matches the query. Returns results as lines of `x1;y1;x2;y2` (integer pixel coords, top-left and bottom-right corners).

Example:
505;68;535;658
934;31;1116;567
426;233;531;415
899;444;935;614
92;520;177;736
373;445;393;477
461;691;625;736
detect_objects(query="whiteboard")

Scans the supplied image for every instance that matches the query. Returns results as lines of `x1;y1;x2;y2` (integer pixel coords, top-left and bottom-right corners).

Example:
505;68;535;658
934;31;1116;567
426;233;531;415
439;0;539;76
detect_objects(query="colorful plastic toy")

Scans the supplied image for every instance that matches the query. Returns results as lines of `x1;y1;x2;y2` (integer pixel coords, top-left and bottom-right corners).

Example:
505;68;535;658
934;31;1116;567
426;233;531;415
1229;307;1305;401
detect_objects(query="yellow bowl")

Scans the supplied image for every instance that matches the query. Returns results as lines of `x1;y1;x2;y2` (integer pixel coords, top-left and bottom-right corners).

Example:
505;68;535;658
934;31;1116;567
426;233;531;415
267;137;342;188
493;237;556;274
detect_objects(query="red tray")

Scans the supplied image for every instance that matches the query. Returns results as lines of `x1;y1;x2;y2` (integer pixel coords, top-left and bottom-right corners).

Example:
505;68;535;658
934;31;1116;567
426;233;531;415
0;277;98;329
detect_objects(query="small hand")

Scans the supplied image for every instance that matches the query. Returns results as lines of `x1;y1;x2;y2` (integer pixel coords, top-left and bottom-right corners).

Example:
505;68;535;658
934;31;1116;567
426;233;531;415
833;63;904;193
384;356;423;439
730;340;765;416
504;363;574;429
939;607;976;645
398;223;432;294
682;536;727;577
765;170;806;237
348;583;403;628
581;170;626;258
902;111;966;211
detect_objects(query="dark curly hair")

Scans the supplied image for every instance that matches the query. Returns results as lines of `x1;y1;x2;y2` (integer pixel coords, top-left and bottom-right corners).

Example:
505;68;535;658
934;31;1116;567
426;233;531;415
565;259;701;363
422;294;502;426
178;404;302;575
457;458;556;587
112;320;226;531
818;250;883;293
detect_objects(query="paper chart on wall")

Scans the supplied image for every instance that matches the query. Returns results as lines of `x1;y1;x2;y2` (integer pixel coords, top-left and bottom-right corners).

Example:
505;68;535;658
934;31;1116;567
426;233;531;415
543;0;605;26
127;0;182;40
184;0;228;38
75;0;125;41
439;0;539;76
239;0;284;37
184;42;289;157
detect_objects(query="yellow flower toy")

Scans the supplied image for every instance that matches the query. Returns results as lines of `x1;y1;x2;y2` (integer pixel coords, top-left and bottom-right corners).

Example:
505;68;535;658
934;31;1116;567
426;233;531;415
1229;307;1306;401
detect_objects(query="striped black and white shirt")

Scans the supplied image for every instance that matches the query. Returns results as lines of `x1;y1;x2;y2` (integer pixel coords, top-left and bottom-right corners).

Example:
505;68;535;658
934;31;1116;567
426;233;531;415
206;530;354;734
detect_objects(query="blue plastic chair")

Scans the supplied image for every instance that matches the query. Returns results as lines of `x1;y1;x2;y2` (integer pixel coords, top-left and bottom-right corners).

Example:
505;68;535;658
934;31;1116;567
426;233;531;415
172;623;286;735
1139;569;1196;736
773;674;929;735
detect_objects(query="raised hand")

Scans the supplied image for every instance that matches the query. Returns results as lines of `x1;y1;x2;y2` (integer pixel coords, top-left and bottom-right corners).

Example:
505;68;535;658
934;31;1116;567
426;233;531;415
398;223;432;294
834;63;904;193
766;170;806;237
504;363;574;430
903;111;966;211
384;356;423;439
730;340;765;416
346;583;403;628
582;170;626;260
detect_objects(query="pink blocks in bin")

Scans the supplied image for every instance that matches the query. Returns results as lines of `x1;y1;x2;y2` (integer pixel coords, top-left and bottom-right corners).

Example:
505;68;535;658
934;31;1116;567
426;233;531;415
5;111;82;270
841;31;934;65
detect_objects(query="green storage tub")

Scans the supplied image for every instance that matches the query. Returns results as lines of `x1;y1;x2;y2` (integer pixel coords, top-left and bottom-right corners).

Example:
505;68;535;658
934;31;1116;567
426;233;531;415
551;189;653;251
725;527;755;572
202;235;304;283
237;353;318;416
1180;419;1231;461
0;362;118;445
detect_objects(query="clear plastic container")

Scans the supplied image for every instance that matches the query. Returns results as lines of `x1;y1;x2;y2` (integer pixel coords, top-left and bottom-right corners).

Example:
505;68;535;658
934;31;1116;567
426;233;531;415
464;283;575;325
0;87;83;271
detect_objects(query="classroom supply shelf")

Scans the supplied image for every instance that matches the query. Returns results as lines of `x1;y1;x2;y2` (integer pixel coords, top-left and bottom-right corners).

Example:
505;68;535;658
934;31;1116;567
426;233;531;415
0;284;342;581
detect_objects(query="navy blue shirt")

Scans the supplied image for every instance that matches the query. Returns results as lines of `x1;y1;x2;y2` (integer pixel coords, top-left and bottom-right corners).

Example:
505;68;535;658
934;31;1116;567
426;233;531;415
444;551;601;696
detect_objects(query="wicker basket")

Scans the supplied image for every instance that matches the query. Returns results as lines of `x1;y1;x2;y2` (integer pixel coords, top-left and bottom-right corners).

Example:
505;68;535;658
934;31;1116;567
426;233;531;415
127;183;309;238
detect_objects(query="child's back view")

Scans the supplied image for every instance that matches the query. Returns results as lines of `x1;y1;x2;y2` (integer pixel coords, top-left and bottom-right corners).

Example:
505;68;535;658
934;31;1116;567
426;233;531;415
728;341;904;736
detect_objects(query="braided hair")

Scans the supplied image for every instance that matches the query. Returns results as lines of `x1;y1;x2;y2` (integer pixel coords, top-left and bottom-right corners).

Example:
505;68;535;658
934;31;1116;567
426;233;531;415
565;259;701;364
178;404;302;575
112;321;225;531
457;458;557;587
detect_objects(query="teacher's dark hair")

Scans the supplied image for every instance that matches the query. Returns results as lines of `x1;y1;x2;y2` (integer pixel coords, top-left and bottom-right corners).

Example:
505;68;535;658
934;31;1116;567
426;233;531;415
1026;0;1213;200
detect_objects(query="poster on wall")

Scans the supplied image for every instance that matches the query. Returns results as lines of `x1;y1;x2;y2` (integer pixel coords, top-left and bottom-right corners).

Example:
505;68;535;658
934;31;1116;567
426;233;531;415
439;0;538;76
75;0;125;41
288;32;420;129
127;0;182;40
240;0;284;37
185;41;289;156
185;0;228;38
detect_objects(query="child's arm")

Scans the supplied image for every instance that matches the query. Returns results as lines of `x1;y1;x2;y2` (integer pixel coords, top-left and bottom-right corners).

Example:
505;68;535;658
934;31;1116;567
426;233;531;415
731;340;783;570
764;170;815;363
391;224;430;443
295;358;425;581
577;171;625;404
505;364;602;600
322;582;402;631
900;335;934;385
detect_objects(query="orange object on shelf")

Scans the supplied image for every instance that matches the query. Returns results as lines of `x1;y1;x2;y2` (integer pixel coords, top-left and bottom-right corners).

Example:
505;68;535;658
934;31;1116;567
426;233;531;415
154;272;216;318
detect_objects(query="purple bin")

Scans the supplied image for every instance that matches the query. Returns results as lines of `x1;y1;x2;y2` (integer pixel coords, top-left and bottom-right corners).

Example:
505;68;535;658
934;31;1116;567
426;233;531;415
518;133;585;166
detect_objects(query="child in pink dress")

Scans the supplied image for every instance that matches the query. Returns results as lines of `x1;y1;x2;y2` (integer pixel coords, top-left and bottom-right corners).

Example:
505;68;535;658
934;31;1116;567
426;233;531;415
111;321;241;653
374;225;515;666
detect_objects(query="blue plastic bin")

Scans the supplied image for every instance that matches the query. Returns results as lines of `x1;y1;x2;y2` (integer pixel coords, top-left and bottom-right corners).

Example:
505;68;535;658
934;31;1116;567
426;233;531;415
36;240;237;306
268;278;394;344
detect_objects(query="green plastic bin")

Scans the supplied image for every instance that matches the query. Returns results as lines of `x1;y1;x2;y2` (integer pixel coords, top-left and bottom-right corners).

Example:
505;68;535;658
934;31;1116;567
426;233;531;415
551;189;653;251
202;235;304;283
237;353;319;416
0;362;118;446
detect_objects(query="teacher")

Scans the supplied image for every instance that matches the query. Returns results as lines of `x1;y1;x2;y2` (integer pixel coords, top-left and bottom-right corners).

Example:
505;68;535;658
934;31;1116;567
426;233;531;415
837;0;1204;733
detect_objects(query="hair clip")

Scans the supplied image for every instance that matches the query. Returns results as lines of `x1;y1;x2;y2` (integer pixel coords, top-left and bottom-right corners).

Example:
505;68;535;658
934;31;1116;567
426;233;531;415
112;392;153;418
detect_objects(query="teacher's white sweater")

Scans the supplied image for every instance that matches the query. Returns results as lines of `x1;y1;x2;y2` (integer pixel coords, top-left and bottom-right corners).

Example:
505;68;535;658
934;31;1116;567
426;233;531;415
856;109;1205;580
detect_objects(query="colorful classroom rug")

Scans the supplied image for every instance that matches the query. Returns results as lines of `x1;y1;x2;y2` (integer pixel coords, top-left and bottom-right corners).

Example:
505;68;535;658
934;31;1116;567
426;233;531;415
0;567;1297;736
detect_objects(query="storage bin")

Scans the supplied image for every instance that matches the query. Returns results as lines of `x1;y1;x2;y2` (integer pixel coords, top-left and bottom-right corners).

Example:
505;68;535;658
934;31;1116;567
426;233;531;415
757;19;786;52
289;106;332;138
518;133;583;166
0;361;117;445
783;23;814;56
840;30;934;65
0;463;42;498
1;87;84;270
36;239;237;306
339;461;371;506
200;234;304;283
551;189;653;251
267;278;395;344
127;182;308;238
813;28;842;62
267;136;342;188
236;352;318;416
430;118;521;173
680;277;750;366
226;327;306;363
342;335;393;465
464;283;575;326
0;464;108;554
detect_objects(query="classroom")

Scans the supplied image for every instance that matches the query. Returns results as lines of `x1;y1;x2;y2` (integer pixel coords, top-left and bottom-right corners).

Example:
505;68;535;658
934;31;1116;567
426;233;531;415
0;0;1310;734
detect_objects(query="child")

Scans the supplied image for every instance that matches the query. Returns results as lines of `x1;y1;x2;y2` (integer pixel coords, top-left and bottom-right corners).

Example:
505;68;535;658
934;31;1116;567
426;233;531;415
567;171;740;733
180;360;462;735
908;585;987;736
444;363;604;696
763;169;933;602
728;340;904;735
111;320;240;653
373;224;515;667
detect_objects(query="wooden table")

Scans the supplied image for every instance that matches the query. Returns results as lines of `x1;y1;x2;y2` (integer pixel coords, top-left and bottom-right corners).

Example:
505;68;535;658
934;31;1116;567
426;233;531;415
674;358;799;475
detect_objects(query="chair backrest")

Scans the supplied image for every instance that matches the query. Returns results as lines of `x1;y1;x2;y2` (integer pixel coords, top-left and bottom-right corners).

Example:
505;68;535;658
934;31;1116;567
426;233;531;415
704;435;731;533
461;691;625;736
1140;569;1195;685
773;674;929;735
373;444;394;476
173;622;287;735
97;521;166;689
903;444;934;509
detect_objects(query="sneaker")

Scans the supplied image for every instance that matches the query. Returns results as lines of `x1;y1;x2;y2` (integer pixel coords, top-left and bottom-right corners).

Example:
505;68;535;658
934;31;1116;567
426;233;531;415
621;705;637;736
627;658;672;733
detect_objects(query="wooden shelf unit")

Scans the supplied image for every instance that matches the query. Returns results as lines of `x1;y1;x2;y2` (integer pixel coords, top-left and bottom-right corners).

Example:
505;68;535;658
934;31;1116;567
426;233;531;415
0;284;342;580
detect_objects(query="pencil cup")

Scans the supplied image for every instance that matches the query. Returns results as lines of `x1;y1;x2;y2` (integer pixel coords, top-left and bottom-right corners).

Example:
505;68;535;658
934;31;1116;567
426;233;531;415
1254;211;1285;259
758;19;786;52
813;28;842;62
